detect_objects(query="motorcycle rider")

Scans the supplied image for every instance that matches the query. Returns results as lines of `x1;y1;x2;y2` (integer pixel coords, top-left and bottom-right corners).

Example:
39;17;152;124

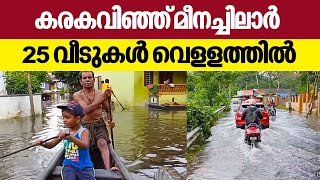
268;99;276;115
241;99;263;142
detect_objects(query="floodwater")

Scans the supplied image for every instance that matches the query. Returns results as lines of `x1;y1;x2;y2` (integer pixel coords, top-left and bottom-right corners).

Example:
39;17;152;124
188;104;320;180
0;97;186;180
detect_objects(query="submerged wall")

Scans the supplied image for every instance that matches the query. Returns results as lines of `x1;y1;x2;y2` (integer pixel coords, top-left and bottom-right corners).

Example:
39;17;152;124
0;94;42;120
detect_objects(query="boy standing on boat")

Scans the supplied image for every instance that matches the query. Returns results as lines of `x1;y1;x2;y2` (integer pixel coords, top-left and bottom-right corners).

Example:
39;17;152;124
72;71;116;170
35;101;95;180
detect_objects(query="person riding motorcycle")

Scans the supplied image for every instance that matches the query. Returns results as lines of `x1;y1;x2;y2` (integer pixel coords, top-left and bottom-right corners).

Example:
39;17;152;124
268;99;276;115
241;99;263;142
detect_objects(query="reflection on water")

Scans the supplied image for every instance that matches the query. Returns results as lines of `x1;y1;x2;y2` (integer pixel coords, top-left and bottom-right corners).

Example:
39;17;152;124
114;108;187;179
0;99;186;180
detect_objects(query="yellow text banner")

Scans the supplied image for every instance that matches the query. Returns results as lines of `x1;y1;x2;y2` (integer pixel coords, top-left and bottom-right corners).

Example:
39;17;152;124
0;39;319;71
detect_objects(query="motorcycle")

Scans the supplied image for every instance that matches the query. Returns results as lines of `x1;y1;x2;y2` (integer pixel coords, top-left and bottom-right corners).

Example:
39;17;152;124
268;106;276;120
244;123;261;148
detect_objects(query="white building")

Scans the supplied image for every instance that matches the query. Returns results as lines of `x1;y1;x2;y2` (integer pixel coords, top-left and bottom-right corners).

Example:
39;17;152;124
0;71;6;95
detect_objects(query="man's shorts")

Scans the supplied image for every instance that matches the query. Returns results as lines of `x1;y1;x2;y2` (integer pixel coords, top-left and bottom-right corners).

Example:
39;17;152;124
62;164;95;180
81;118;110;147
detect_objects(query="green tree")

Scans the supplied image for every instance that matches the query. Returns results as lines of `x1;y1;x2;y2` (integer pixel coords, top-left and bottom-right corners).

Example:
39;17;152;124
52;71;81;94
5;71;49;94
234;71;305;93
187;71;235;139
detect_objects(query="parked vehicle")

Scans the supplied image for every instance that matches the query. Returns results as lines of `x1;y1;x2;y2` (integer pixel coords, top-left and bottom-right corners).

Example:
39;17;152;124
235;102;270;129
231;97;241;104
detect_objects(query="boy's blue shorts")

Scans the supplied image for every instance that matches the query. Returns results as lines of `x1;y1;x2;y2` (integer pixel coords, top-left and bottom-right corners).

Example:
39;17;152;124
62;164;95;180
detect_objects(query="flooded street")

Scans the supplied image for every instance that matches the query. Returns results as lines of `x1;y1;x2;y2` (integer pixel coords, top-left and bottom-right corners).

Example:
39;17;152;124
0;98;186;180
188;104;320;180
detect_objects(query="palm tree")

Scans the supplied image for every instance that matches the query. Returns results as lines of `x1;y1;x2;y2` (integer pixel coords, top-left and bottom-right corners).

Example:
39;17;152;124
273;79;280;95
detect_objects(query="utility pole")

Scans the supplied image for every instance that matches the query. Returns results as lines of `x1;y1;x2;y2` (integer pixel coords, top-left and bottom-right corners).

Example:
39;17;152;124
27;71;35;117
288;91;292;113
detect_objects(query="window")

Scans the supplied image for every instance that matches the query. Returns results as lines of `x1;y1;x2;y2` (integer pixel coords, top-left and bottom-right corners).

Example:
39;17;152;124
56;81;64;89
159;71;173;84
41;82;45;88
241;104;265;112
144;71;153;86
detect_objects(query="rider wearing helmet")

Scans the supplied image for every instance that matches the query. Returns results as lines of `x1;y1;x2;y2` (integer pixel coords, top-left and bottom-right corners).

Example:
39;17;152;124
241;99;263;141
241;99;263;142
268;99;276;115
241;99;263;128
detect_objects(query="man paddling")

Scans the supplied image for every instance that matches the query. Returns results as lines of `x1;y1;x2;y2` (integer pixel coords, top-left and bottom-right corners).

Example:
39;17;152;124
102;79;115;107
73;71;117;171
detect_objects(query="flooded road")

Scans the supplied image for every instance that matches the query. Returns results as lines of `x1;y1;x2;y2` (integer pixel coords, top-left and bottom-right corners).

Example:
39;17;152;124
188;104;320;180
0;99;186;180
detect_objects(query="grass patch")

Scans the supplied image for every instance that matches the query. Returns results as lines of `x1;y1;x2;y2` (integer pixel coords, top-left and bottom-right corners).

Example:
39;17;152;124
277;104;289;110
187;134;206;161
187;144;205;161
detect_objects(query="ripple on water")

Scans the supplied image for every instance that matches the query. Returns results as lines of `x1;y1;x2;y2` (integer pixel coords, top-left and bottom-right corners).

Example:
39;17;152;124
0;99;186;180
189;109;320;180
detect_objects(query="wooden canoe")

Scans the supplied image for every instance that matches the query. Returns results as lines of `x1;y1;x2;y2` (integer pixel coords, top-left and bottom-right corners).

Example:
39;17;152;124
147;103;187;111
37;144;134;180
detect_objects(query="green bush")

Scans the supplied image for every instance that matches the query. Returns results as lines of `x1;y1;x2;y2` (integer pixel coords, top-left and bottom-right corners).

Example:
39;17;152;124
5;71;49;94
59;87;65;95
52;71;81;94
187;72;232;140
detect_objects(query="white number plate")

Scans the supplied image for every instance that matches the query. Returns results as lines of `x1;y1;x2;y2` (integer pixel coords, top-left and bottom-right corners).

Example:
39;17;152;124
250;137;257;141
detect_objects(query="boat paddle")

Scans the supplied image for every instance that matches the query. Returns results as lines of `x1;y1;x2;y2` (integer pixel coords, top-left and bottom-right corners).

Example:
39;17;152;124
113;94;127;110
107;102;116;168
108;107;115;150
0;136;59;160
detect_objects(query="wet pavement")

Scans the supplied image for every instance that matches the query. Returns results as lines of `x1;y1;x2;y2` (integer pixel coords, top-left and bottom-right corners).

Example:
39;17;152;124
0;98;186;180
188;104;320;180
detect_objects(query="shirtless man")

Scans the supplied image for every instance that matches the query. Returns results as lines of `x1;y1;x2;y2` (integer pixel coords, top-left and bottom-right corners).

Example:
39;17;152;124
72;71;115;170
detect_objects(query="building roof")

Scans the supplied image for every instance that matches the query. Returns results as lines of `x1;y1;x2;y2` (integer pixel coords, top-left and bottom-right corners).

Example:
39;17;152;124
237;89;262;96
236;88;298;97
257;88;297;97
